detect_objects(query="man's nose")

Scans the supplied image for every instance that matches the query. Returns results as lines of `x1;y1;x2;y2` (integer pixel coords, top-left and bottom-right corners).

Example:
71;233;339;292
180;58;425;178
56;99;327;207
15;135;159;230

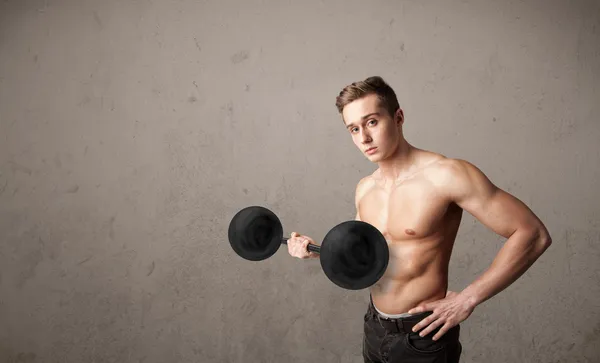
360;130;372;143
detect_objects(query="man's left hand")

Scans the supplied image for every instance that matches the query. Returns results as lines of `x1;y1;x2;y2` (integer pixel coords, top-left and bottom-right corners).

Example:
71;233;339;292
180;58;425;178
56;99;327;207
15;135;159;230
407;290;475;341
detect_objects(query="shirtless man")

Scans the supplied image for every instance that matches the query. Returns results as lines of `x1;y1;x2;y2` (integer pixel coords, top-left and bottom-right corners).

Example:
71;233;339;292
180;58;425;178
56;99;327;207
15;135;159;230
287;76;552;362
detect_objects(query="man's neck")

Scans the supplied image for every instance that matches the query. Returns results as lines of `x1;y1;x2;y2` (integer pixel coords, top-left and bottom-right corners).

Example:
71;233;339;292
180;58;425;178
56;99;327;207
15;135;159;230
375;142;421;181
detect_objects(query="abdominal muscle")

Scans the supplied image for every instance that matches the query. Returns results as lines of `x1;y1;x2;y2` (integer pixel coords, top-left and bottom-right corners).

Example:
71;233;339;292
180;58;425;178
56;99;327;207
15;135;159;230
369;235;454;314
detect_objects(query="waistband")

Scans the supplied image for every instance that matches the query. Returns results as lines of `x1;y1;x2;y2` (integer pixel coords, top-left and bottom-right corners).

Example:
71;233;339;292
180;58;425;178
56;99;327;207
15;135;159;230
367;294;433;334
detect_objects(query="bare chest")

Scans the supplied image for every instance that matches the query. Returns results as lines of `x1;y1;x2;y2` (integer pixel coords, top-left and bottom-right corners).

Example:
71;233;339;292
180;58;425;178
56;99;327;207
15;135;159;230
357;182;452;242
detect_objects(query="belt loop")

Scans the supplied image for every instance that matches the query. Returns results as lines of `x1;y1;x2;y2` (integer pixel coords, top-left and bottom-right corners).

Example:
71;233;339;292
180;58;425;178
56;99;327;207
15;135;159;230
376;313;383;327
376;315;388;332
396;319;404;333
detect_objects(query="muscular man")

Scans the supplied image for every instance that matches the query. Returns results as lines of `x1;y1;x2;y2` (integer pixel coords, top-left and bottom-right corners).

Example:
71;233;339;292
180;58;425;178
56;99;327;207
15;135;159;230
287;76;552;362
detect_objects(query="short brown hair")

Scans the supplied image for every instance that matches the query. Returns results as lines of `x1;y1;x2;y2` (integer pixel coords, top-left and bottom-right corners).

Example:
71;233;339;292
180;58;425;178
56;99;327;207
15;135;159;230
335;76;400;120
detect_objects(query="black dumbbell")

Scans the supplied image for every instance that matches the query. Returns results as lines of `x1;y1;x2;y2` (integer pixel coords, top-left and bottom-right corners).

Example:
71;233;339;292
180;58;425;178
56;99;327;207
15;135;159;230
227;205;389;290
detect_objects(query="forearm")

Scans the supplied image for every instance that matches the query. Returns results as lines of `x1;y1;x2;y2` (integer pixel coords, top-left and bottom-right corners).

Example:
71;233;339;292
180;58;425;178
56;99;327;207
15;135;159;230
459;227;552;308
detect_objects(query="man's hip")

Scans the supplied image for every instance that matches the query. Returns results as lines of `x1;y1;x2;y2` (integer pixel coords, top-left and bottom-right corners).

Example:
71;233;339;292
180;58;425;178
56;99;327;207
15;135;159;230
363;295;462;363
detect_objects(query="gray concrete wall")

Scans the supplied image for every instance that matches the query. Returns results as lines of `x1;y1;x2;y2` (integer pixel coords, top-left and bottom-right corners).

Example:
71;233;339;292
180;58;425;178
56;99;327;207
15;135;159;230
1;0;598;362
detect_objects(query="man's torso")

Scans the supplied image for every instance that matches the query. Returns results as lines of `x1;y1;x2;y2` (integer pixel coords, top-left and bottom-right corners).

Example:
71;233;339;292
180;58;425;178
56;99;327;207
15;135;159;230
356;150;463;314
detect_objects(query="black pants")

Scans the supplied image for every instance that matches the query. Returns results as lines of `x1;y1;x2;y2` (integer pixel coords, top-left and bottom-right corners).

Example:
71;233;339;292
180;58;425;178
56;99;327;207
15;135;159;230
363;295;462;363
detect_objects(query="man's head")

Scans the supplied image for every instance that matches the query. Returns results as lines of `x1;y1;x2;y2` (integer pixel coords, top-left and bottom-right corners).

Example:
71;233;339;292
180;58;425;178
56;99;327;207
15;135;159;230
335;76;404;162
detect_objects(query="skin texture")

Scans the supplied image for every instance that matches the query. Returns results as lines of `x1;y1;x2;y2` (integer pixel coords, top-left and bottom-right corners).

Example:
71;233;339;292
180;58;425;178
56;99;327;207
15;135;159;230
287;93;552;341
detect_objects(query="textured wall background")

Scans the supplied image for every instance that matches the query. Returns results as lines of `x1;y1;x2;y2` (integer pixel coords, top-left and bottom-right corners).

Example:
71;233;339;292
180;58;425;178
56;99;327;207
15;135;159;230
1;0;599;362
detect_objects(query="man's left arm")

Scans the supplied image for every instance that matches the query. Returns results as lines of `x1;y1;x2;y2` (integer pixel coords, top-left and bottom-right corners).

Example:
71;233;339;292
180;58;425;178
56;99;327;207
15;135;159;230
409;159;552;339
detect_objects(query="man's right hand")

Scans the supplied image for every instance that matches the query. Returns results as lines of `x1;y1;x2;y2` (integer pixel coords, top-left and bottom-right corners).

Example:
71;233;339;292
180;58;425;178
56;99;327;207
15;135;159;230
287;232;319;259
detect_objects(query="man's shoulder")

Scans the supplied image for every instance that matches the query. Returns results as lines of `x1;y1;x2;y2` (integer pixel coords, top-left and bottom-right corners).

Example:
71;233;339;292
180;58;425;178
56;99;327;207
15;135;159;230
409;149;468;177
426;157;491;198
355;174;376;197
430;157;483;178
428;157;471;176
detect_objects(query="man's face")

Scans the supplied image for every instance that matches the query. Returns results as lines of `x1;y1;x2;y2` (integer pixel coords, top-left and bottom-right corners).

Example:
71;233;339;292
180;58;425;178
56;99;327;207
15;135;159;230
342;94;403;162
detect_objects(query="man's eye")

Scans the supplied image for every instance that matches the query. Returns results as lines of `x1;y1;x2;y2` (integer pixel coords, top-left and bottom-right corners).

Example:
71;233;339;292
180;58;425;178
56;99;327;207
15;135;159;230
368;120;377;125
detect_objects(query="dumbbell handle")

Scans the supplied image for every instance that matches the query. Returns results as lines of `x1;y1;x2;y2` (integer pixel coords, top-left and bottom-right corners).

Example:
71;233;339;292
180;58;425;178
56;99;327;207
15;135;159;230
281;238;321;254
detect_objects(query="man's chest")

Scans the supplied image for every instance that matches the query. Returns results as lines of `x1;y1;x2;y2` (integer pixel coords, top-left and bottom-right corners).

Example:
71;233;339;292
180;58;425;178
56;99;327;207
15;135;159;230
357;182;452;241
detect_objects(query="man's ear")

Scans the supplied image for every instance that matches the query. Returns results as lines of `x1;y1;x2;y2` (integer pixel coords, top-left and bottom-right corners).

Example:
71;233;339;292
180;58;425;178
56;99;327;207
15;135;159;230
395;108;404;125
